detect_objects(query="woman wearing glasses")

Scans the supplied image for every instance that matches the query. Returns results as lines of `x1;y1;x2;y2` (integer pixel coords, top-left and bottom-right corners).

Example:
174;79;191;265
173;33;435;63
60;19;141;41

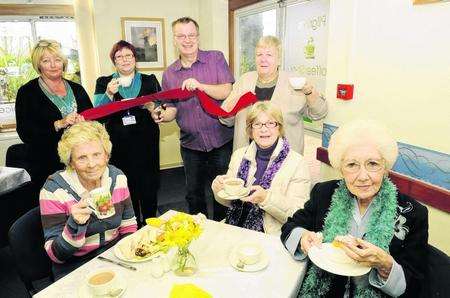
94;40;161;226
281;119;428;297
15;39;92;189
211;101;311;235
220;35;327;154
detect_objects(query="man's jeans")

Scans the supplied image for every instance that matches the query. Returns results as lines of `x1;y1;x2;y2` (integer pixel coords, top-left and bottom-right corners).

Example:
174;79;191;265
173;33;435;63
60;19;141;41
180;141;232;221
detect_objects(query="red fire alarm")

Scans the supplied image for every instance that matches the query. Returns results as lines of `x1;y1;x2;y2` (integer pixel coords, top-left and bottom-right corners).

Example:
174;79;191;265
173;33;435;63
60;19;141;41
337;84;354;100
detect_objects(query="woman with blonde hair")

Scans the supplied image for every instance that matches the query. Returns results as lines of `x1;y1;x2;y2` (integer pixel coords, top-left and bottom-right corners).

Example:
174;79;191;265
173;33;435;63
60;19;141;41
212;101;311;235
15;39;92;189
40;121;137;279
221;35;327;154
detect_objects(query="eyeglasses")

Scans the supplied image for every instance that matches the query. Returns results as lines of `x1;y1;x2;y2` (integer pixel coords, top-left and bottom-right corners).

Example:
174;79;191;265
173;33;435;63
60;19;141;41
114;54;134;61
341;158;385;173
174;33;198;40
251;121;278;129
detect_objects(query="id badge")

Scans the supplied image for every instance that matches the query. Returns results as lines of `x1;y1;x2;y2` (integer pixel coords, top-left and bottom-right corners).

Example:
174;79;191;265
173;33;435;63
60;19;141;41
122;115;136;126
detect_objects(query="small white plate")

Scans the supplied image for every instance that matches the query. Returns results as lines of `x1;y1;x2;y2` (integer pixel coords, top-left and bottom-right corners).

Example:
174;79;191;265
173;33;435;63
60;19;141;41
229;248;269;272
217;188;250;201
308;243;371;276
78;276;126;298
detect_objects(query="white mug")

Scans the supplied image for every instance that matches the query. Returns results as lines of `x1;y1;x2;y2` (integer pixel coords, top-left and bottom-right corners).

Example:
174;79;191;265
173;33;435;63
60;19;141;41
223;177;245;196
117;76;133;87
236;242;262;265
86;269;119;296
289;77;306;90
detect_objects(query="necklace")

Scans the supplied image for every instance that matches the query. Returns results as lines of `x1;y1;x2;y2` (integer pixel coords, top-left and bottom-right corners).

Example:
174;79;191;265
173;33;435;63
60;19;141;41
41;77;66;97
256;72;279;88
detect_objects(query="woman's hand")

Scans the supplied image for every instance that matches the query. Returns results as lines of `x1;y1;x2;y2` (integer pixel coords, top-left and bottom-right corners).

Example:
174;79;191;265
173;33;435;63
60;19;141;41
151;104;167;123
70;198;92;225
300;80;314;95
241;185;267;204
300;230;323;254
144;101;155;112
106;78;120;97
54;112;82;131
181;78;204;92
339;237;394;280
212;175;228;194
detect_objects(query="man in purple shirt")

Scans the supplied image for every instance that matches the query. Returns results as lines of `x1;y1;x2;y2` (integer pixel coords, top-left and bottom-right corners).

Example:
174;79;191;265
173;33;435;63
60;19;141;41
152;17;234;220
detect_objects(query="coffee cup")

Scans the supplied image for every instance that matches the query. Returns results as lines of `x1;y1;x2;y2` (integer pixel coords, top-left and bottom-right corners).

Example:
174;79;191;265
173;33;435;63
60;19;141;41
223;177;245;196
289;77;306;90
89;187;113;216
117;76;133;87
236;242;262;265
87;269;119;296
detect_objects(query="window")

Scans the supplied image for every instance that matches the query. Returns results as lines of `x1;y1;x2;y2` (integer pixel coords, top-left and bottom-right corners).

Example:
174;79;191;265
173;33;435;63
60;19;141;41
0;16;79;103
234;3;278;76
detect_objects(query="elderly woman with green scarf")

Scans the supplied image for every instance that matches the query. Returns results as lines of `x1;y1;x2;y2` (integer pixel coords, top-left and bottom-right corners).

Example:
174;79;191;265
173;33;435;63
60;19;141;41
281;119;428;297
94;40;161;226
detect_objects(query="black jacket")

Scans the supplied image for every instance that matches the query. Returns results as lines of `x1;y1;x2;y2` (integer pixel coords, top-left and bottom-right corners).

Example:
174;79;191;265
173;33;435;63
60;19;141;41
281;180;429;297
15;78;92;187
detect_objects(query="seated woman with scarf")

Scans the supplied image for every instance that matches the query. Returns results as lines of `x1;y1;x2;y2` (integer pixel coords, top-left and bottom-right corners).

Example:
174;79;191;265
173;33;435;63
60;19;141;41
211;101;311;235
281;119;428;297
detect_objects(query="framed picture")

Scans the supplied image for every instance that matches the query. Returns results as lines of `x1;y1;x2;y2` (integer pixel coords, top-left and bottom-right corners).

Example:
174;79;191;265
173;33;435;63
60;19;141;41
121;17;167;70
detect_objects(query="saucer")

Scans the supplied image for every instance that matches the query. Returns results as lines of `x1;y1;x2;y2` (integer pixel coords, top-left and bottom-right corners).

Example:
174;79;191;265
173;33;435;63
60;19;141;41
217;188;250;201
308;243;371;276
78;277;126;298
229;248;269;272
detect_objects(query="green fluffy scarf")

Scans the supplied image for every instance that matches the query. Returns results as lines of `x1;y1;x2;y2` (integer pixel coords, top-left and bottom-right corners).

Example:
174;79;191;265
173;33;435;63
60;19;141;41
299;177;398;298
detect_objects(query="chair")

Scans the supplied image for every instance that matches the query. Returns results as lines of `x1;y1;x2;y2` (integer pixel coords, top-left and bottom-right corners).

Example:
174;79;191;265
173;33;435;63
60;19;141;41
5;143;31;172
421;244;450;297
8;207;53;296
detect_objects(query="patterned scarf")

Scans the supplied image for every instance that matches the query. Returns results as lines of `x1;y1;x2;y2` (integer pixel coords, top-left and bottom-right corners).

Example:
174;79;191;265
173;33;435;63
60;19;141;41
225;138;290;232
299;177;398;298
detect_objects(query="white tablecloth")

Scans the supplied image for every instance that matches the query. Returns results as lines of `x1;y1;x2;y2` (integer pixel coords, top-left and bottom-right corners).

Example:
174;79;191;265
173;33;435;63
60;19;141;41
34;212;308;298
0;166;31;195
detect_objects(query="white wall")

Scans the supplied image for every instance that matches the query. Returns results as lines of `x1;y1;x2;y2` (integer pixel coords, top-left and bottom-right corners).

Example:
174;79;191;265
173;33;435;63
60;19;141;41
323;0;450;253
325;0;450;153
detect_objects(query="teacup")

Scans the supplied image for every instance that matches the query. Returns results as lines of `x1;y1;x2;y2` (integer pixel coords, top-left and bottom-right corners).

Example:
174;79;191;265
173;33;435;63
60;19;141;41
117;76;133;87
289;77;306;90
223;177;245;196
89;187;113;216
87;269;119;296
236;242;262;265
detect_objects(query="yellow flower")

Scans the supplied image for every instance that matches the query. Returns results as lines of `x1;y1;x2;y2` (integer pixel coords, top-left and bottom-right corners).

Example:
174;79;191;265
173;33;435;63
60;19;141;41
154;212;204;249
146;217;165;228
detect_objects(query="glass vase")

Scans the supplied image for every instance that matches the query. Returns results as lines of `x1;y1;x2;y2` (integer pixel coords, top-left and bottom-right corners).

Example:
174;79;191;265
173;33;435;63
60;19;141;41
173;246;197;276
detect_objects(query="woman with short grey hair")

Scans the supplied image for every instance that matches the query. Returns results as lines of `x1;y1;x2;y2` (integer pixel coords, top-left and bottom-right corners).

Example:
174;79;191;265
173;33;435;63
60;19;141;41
281;119;428;297
220;35;327;154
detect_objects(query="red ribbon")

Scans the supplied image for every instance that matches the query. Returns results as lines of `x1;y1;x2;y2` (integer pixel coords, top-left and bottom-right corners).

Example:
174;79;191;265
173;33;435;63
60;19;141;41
80;88;257;120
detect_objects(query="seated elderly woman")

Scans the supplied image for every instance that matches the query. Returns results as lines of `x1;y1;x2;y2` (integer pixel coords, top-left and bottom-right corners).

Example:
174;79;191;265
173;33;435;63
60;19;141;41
39;121;137;279
212;101;311;235
281;119;428;297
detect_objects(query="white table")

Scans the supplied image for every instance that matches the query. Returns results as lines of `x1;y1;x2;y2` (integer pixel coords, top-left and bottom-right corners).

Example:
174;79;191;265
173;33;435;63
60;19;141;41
0;166;31;195
34;213;308;298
